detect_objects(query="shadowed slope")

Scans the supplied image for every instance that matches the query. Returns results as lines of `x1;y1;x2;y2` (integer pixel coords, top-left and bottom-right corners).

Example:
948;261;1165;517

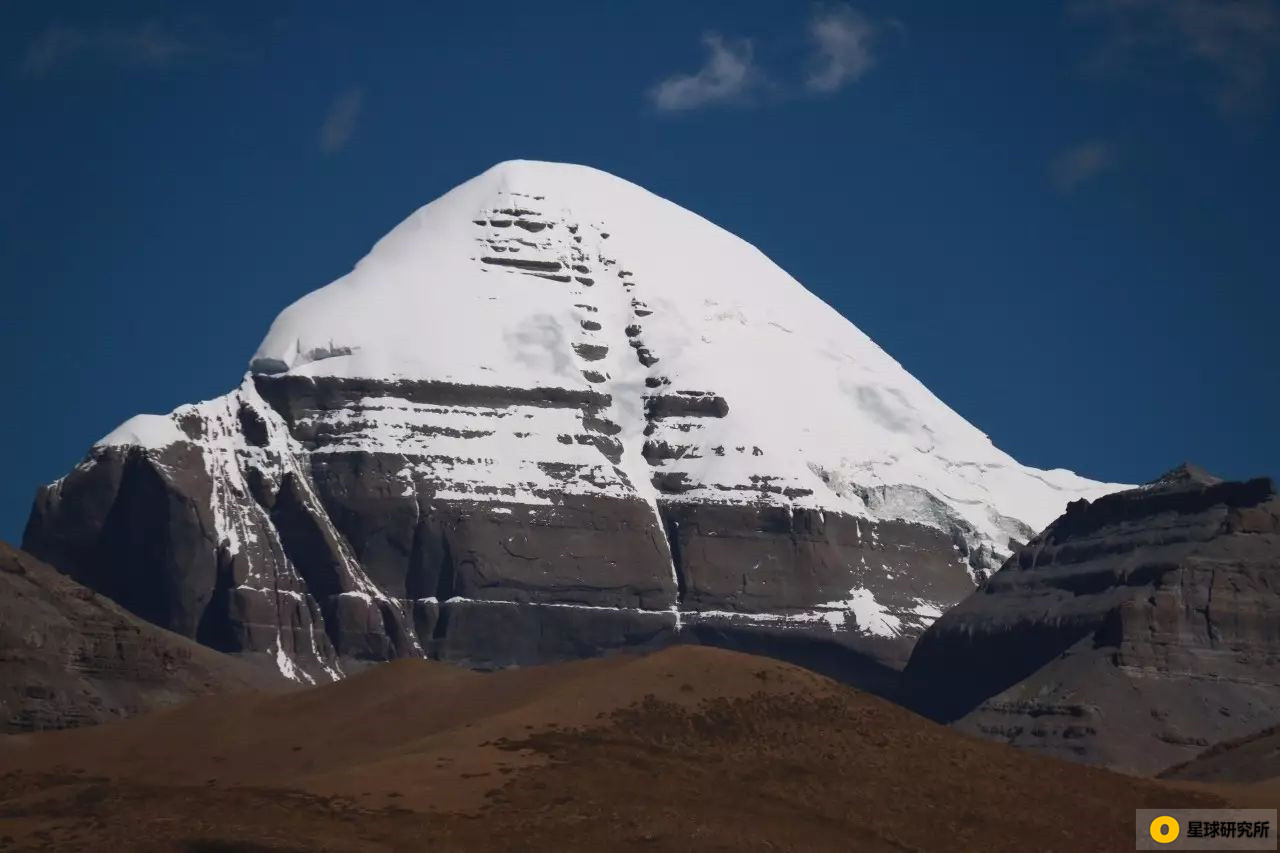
0;542;288;734
1156;723;1280;809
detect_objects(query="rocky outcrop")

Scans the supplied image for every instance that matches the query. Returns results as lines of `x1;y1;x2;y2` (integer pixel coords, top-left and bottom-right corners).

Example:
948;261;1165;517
0;541;287;734
22;160;1122;687
901;465;1280;775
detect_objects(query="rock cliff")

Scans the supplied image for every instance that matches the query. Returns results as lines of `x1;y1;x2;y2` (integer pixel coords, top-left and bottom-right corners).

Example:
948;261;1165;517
902;464;1280;775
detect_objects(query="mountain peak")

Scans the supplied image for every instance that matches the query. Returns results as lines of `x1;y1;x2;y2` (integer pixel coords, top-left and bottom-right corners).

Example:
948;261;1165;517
240;160;1122;535
40;162;1131;683
93;160;1126;555
1149;463;1223;489
247;159;758;379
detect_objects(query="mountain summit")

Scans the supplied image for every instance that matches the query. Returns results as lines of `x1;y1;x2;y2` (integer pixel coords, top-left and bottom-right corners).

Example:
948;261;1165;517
25;160;1125;683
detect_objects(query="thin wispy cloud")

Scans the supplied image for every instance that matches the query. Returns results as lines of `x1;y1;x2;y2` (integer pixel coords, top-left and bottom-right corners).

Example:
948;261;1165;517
649;3;889;113
1049;141;1119;194
806;5;879;93
650;34;759;112
319;87;365;154
1073;0;1280;115
21;20;200;77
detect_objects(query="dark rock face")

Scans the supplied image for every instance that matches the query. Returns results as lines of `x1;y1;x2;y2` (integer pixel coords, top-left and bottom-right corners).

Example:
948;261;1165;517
0;541;286;734
428;600;675;669
901;465;1280;775
22;371;987;690
666;503;976;670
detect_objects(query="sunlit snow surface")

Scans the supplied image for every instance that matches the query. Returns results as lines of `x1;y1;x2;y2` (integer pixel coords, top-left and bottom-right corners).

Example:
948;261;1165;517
250;160;1126;536
89;160;1129;678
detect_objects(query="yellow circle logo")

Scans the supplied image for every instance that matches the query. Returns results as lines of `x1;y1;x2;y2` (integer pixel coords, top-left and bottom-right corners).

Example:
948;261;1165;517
1150;815;1181;844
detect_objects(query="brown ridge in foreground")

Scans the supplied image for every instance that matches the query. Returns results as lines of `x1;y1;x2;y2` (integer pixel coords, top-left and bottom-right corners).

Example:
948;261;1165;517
0;645;1250;852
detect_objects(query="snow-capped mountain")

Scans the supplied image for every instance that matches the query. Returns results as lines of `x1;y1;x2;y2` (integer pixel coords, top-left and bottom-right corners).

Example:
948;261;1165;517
24;161;1126;684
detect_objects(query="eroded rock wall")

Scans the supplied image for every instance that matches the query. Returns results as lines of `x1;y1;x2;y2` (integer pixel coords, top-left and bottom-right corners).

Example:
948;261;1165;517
902;467;1280;774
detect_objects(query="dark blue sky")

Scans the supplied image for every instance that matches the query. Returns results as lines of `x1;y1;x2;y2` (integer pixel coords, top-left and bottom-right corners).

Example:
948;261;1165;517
3;0;1278;543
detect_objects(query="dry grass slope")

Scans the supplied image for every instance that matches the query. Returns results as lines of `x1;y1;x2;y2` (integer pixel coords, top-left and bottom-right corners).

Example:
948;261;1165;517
0;645;1243;852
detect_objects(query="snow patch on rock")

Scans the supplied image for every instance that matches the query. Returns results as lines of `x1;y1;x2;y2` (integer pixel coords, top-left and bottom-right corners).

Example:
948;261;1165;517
96;413;188;449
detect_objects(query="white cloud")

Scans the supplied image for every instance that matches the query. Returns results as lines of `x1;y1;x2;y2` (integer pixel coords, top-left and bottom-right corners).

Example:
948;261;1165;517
319;87;365;154
1074;0;1280;115
648;5;889;113
1049;141;1119;193
806;4;879;93
21;20;197;76
650;34;758;112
